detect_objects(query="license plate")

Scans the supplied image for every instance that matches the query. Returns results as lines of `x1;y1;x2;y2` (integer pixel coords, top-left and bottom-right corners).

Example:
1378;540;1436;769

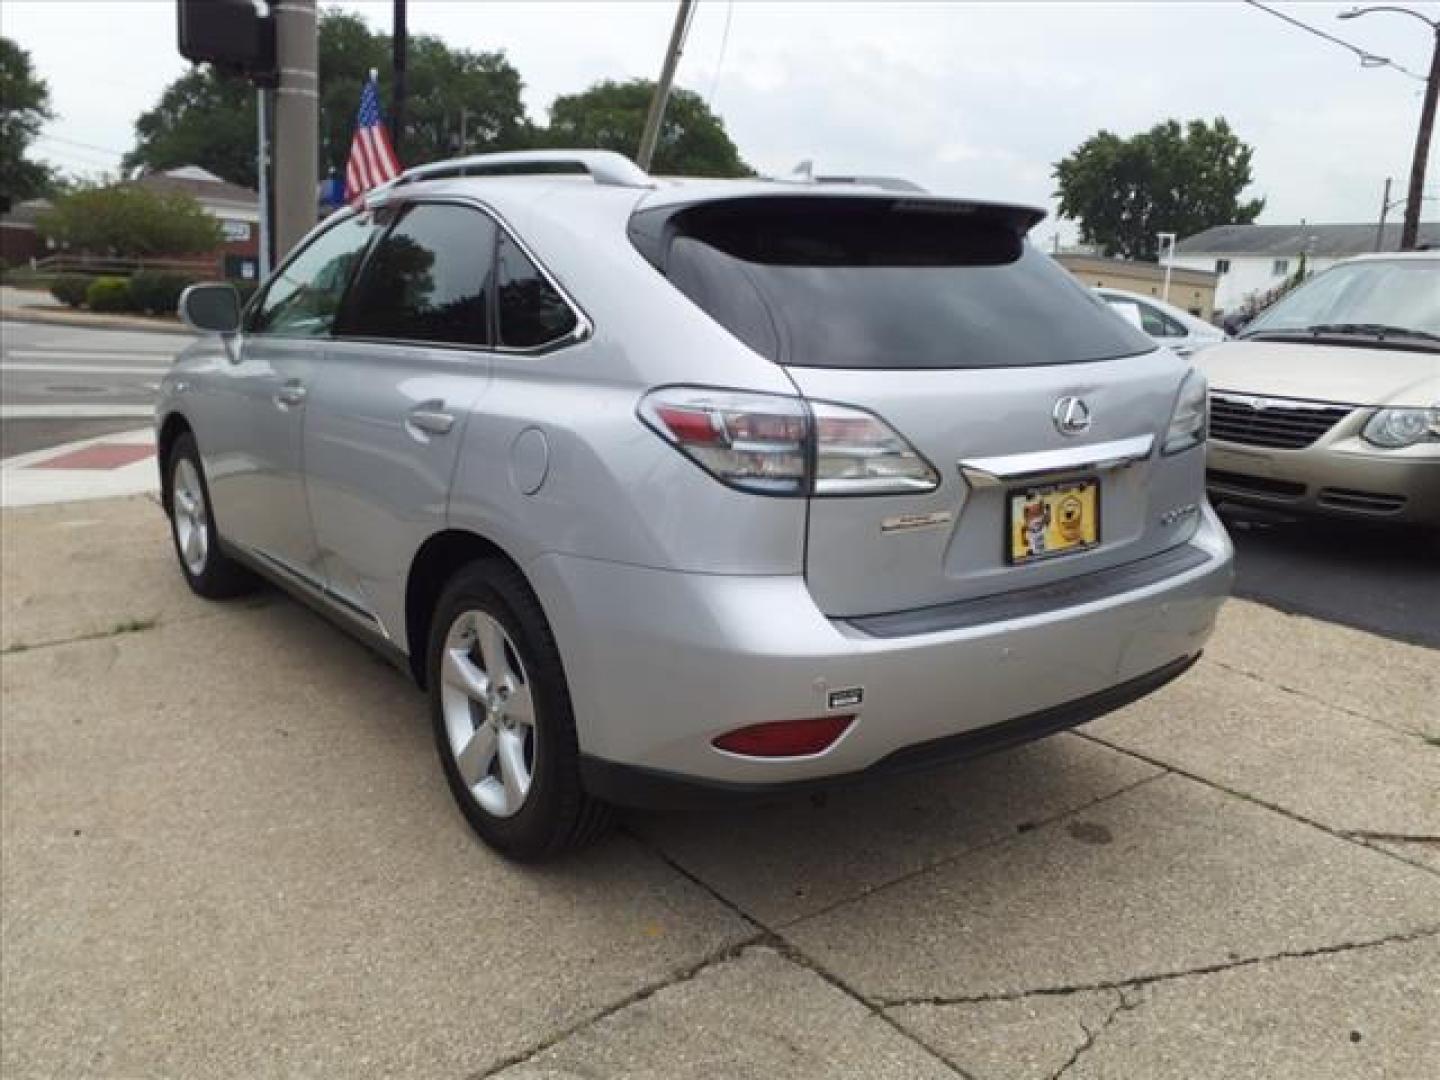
1008;478;1100;564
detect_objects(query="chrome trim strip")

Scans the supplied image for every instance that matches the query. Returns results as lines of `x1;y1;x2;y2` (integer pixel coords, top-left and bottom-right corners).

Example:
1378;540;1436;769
238;543;388;636
959;433;1155;489
1210;390;1359;411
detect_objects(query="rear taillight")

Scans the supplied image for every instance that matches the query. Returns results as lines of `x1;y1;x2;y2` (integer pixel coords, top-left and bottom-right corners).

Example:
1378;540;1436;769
639;387;938;497
712;715;855;758
810;401;940;495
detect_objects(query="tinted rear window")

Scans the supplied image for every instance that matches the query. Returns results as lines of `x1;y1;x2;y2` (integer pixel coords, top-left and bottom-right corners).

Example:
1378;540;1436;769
661;200;1153;369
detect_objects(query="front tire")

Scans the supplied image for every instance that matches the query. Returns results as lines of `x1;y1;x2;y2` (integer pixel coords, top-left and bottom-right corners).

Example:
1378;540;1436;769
427;559;612;860
166;432;259;599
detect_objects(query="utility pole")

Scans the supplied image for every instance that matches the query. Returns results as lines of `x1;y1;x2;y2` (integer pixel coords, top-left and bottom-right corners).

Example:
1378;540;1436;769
1411;24;1440;248
256;88;272;278
1340;6;1439;250
638;0;695;172
393;0;408;159
1375;176;1393;250
273;0;318;259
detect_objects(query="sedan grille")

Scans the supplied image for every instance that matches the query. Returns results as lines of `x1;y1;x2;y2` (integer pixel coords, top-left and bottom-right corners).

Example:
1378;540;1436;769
1208;392;1353;450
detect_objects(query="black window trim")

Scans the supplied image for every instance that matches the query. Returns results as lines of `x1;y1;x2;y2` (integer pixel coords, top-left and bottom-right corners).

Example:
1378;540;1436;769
243;208;382;341
331;195;592;357
245;197;592;357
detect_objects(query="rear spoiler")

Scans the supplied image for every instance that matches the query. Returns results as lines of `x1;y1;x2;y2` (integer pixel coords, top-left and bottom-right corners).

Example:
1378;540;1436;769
627;192;1047;269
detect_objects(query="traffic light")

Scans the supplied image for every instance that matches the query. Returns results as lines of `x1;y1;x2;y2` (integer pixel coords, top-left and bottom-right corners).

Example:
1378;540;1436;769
177;0;276;85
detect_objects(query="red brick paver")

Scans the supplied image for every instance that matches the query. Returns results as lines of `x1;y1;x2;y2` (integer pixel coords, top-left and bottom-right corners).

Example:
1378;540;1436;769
29;444;157;471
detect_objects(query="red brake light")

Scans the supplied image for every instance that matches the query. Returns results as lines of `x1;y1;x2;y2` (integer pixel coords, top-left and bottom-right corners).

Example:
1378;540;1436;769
712;715;854;758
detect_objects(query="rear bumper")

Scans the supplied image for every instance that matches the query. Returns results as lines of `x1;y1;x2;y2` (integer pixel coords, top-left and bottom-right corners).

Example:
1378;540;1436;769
527;503;1232;794
581;653;1198;809
1208;440;1440;525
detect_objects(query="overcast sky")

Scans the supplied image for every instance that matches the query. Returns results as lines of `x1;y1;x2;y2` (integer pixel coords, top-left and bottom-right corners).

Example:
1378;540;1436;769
7;1;1437;244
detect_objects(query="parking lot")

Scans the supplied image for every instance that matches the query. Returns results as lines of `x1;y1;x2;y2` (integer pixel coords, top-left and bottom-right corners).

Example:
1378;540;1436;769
2;493;1436;1078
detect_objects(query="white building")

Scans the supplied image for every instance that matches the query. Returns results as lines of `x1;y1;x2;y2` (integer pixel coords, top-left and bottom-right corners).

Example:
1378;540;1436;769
1172;221;1440;317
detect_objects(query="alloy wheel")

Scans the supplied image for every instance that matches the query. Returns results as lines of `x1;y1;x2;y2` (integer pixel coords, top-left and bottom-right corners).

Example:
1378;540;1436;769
172;457;210;576
439;610;538;819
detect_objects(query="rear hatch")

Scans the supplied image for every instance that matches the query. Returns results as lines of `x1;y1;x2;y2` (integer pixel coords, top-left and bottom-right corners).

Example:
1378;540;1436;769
641;194;1199;617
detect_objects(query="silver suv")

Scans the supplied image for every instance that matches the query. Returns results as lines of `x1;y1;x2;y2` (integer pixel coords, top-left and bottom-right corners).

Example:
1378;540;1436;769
163;150;1232;860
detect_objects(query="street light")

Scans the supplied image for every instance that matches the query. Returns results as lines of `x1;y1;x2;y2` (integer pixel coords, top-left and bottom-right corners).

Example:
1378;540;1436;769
1340;5;1440;250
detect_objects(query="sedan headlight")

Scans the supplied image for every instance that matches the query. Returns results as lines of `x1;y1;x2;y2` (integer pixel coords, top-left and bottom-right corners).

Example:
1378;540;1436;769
1361;406;1440;449
1162;369;1208;455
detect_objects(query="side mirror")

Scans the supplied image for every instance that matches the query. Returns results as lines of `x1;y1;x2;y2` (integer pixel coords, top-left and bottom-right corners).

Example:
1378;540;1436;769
178;283;241;334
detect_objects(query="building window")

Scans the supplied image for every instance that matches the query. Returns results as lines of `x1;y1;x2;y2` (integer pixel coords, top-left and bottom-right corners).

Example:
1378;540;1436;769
1215;258;1230;274
1272;259;1289;276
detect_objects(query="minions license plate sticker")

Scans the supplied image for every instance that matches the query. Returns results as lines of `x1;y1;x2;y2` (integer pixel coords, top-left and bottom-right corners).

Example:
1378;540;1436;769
1008;478;1100;564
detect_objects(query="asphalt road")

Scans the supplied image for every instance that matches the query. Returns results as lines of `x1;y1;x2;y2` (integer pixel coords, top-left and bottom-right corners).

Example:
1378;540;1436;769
1218;502;1440;649
0;319;192;457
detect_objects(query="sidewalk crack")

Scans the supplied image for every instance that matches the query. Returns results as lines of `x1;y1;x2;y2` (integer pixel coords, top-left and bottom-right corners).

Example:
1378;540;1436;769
620;825;978;1078
1209;656;1422;736
875;925;1440;1011
1050;986;1140;1080
465;932;766;1080
1075;730;1439;877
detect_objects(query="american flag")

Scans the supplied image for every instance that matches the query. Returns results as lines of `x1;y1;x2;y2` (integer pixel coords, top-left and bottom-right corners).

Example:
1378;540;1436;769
344;74;402;202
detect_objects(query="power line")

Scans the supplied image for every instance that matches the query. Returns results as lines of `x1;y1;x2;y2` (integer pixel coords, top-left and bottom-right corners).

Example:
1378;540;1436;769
34;133;127;158
708;0;736;109
1243;0;1426;81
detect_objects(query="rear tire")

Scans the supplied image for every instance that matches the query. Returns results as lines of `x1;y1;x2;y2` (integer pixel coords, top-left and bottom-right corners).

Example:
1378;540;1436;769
166;432;260;599
427;559;612;860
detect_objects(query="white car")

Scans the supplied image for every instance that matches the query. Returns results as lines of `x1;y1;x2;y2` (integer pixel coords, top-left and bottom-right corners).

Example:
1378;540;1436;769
1097;288;1227;358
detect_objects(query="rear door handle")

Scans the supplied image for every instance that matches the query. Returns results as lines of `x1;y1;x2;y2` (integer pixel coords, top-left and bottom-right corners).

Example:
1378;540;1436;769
407;402;455;436
274;381;307;409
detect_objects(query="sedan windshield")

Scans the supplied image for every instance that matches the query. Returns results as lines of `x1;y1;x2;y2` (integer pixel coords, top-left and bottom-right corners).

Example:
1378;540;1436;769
1242;259;1440;341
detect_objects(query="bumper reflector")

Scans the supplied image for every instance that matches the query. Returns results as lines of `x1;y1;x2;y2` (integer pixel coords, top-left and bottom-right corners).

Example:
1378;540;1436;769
712;715;854;758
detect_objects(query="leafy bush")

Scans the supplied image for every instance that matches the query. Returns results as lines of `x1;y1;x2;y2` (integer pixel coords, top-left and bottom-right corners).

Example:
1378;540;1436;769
36;183;222;258
128;270;196;315
85;276;134;312
50;274;94;308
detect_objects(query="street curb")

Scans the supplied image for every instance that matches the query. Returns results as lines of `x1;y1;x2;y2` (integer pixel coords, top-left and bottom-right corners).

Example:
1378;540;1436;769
0;307;192;336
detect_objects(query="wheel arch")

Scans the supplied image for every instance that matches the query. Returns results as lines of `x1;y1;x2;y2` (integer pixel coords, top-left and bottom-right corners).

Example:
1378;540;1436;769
156;411;194;512
404;528;533;687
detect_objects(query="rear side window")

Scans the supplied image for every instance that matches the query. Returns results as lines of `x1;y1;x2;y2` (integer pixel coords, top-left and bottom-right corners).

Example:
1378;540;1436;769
341;203;495;346
660;199;1154;369
496;233;578;348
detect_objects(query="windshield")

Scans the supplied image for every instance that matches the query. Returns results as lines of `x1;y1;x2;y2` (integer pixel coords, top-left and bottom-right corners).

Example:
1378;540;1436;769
1242;259;1440;338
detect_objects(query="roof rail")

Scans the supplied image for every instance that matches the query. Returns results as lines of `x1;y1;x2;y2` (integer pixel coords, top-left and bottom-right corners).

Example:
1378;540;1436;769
393;150;654;189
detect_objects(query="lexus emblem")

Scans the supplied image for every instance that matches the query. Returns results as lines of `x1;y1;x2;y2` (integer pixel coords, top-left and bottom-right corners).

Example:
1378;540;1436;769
1052;396;1092;436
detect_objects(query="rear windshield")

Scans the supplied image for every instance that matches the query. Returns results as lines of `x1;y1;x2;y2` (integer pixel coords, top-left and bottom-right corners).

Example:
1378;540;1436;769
660;199;1154;369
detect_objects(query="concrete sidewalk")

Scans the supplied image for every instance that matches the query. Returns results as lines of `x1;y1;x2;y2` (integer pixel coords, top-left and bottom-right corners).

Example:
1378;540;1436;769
1;427;157;508
2;496;1437;1078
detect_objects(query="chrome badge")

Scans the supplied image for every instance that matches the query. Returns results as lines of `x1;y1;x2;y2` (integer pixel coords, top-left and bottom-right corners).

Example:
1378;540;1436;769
1052;396;1092;436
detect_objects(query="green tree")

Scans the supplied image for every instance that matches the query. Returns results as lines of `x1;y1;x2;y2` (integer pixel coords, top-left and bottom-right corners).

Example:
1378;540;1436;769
0;36;57;208
125;11;531;187
36;183;222;256
545;79;750;177
123;68;256;187
1054;118;1264;261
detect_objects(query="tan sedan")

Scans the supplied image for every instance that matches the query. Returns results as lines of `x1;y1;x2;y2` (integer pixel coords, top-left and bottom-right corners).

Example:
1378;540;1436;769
1196;253;1439;527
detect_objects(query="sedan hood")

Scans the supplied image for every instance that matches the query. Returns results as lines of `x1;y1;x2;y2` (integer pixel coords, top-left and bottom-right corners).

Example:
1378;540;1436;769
1196;340;1440;408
